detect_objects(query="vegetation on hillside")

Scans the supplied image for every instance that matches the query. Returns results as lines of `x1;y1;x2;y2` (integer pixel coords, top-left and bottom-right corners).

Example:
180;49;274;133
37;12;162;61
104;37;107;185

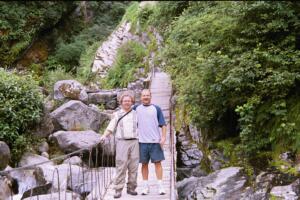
0;1;76;67
123;1;300;173
102;41;147;88
0;1;129;90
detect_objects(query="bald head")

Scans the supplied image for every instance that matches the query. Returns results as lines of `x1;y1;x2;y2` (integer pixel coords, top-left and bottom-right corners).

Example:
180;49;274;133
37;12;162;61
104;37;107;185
141;89;151;105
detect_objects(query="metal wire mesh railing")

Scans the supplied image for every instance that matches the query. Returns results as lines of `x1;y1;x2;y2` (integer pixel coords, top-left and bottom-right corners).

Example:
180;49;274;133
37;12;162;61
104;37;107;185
0;137;116;200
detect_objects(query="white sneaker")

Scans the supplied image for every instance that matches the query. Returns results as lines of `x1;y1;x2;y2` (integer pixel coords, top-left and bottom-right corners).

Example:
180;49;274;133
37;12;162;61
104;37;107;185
159;185;166;195
141;186;149;195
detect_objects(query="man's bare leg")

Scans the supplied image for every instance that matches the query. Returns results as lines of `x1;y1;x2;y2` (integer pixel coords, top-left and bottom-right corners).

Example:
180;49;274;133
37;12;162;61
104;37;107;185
142;163;149;180
141;163;150;195
154;162;163;179
154;161;165;194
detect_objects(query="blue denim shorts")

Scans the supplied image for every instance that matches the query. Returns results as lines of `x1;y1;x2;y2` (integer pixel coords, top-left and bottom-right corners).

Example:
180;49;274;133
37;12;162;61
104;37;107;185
139;143;165;163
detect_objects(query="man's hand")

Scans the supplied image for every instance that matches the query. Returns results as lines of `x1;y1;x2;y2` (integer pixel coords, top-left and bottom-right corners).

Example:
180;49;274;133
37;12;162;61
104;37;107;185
100;135;107;143
160;137;166;149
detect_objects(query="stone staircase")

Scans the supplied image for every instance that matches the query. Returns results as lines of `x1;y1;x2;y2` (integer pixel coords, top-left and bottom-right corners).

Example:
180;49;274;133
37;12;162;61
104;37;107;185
92;22;140;77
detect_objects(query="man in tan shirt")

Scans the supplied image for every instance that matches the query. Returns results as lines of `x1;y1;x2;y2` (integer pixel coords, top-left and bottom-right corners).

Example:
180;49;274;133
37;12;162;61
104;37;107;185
100;93;139;198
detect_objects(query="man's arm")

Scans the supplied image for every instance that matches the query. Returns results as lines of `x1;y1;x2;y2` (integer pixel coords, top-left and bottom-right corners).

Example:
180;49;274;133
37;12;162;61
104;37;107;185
160;125;167;147
155;105;167;147
100;129;112;141
100;113;117;142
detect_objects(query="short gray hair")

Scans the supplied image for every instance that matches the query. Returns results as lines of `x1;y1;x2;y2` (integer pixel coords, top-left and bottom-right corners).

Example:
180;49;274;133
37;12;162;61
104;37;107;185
141;89;151;96
119;92;135;104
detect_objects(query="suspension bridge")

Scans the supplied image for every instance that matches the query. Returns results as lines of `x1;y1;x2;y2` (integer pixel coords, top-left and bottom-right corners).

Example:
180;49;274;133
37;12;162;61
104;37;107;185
0;70;177;200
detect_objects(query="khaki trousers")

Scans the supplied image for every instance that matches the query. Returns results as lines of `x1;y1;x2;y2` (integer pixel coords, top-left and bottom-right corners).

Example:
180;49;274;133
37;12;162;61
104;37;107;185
114;139;139;191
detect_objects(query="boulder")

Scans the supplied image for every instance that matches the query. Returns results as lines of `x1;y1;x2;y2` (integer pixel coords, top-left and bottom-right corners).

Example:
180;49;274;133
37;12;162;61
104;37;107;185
51;130;101;153
0;141;11;170
35;163;112;196
54;80;88;102
19;153;54;168
22;191;81;200
8;169;38;195
51;130;115;167
37;142;49;154
177;167;247;200
50;100;107;132
177;130;203;167
177;167;207;181
35;164;73;191
241;171;277;200
176;176;199;200
41;152;49;159
270;179;300;200
63;156;82;166
88;91;118;110
21;183;52;199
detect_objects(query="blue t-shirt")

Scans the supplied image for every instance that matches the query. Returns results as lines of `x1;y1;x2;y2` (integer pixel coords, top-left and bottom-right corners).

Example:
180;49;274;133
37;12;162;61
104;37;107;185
133;104;166;143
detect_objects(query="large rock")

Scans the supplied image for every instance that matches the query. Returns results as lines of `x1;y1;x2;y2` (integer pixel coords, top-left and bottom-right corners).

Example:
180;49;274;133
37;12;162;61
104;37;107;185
54;80;88;102
37;142;49;154
35;164;79;191
241;171;277;200
0;141;11;170
177;130;203;167
50;100;107;132
8;168;39;195
19;153;54;168
7;153;53;195
177;167;207;181
51;130;115;167
36;163;113;196
22;191;81;200
63;156;83;166
270;179;300;200
51;130;101;153
21;183;52;199
177;167;247;200
88;90;118;110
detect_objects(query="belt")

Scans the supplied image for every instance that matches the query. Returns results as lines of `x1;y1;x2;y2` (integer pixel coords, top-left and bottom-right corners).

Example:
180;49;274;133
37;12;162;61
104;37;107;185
121;138;138;140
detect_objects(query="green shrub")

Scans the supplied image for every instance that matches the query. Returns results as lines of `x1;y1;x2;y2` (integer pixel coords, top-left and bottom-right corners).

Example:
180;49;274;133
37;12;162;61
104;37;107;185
55;40;86;72
102;41;146;88
0;69;43;162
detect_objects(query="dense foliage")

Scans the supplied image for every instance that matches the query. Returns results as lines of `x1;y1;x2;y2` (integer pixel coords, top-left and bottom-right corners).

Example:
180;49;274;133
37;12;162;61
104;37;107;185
128;1;300;162
0;1;75;67
102;41;147;88
0;69;43;162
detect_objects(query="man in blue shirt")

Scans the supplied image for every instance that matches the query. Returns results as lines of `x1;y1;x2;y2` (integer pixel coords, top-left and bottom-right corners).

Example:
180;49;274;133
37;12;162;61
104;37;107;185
133;89;167;195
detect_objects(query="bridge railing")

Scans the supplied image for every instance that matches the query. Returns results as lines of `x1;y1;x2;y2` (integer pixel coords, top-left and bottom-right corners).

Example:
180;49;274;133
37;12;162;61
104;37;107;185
0;139;116;200
169;88;178;200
